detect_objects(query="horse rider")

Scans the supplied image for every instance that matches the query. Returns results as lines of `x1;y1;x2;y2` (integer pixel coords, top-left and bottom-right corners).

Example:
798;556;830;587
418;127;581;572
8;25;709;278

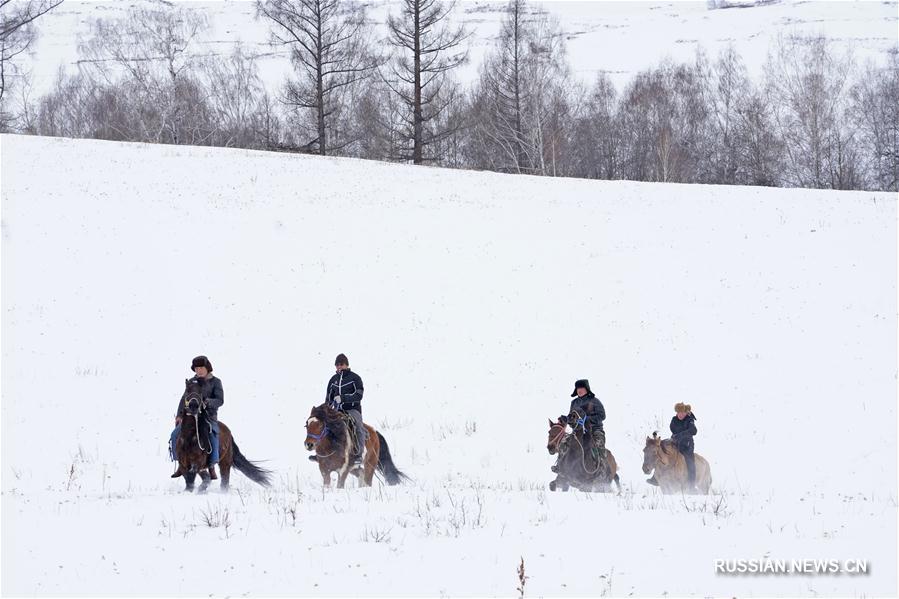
555;379;607;476
646;402;698;489
169;355;224;478
325;353;367;465
670;402;697;489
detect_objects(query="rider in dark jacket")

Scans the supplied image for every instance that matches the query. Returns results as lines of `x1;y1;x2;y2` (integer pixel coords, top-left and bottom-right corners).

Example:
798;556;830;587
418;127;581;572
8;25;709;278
325;353;366;464
565;379;607;475
670;402;697;487
169;356;223;477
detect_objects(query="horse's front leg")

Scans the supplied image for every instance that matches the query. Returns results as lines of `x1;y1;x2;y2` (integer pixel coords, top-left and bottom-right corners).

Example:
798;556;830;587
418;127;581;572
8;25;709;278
336;467;351;489
197;469;211;493
184;471;197;492
319;465;332;488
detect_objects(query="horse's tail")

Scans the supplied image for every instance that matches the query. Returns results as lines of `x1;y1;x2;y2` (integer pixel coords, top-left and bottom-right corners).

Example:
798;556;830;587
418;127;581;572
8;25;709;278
376;431;410;486
231;439;273;487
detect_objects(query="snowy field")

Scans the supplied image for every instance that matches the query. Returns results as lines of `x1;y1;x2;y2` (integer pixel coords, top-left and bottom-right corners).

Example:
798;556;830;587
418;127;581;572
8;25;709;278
16;0;899;98
1;134;896;596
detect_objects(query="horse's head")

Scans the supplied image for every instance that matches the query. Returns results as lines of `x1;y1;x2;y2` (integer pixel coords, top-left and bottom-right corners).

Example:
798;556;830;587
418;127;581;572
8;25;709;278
305;403;342;451
642;431;670;473
546;417;568;455
182;378;206;417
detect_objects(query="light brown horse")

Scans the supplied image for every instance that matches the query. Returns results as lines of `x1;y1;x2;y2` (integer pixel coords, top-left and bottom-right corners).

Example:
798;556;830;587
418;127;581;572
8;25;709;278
642;432;711;495
304;404;407;488
546;417;621;493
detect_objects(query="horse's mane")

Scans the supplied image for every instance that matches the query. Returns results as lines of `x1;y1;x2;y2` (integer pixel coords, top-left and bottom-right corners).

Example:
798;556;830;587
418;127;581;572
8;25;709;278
311;404;347;437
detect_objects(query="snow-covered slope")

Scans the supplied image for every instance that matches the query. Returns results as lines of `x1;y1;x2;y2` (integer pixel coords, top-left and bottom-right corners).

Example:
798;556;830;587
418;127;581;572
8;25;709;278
1;134;896;597
18;0;899;99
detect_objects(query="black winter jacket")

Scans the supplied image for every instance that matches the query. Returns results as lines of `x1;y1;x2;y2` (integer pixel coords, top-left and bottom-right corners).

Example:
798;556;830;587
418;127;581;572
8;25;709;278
569;393;606;432
670;413;697;451
326;369;364;414
176;375;224;421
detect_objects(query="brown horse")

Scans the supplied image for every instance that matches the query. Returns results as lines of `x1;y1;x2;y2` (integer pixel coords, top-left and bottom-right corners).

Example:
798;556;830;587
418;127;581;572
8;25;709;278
304;404;408;488
546;417;621;493
642;432;711;495
171;379;272;492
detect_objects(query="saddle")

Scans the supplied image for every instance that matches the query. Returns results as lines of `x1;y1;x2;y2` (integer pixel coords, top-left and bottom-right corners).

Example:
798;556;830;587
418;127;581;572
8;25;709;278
338;411;362;457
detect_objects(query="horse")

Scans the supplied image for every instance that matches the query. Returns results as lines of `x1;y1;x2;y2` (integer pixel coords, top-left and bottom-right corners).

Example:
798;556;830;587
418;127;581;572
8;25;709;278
546;417;621;493
304;403;408;488
171;378;273;492
642;432;712;495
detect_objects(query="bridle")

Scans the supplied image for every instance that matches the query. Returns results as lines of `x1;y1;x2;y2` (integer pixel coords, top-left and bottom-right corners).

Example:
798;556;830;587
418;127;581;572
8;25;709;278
182;391;210;454
649;440;672;467
547;422;566;452
305;419;337;458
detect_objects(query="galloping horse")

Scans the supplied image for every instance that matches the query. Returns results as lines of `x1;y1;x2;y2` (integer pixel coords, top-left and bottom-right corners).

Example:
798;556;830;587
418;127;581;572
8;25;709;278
546;417;621;493
304;404;408;488
642;432;711;494
172;379;272;492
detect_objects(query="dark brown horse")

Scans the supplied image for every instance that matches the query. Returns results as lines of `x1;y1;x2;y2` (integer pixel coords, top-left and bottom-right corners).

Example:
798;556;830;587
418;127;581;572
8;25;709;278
304;404;408;488
546;417;621;493
171;379;272;492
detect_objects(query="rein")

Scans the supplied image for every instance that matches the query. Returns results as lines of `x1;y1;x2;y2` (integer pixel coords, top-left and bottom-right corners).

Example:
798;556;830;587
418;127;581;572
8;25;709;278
183;391;211;454
570;427;603;476
548;424;566;449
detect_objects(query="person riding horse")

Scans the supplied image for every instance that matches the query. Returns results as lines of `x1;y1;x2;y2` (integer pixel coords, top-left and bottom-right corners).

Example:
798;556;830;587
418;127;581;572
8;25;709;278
647;402;698;490
324;353;367;465
552;379;608;477
169;355;223;479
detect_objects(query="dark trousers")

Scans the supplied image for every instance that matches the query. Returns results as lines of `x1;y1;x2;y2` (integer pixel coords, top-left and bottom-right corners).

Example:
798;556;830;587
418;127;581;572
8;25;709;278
346;409;366;455
677;440;695;485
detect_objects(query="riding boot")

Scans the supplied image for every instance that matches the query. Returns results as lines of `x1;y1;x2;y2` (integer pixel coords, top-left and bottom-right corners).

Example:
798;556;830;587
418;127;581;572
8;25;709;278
646;475;659;486
308;455;319;462
208;464;218;480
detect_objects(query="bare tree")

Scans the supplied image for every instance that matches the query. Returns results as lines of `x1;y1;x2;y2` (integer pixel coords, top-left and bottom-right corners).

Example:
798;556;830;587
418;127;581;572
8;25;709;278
734;89;781;186
1;0;62;102
1;0;62;128
765;34;856;188
384;0;468;164
202;44;266;148
569;72;618;179
848;50;899;191
470;1;572;175
616;60;709;183
78;5;210;144
257;0;378;155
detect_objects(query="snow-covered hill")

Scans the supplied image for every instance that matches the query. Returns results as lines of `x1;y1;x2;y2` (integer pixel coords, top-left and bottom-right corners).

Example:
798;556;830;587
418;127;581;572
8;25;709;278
1;134;896;596
18;0;899;99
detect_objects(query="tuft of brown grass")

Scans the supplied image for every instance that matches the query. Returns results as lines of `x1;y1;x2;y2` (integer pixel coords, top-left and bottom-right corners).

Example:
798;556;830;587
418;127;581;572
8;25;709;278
516;557;528;598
